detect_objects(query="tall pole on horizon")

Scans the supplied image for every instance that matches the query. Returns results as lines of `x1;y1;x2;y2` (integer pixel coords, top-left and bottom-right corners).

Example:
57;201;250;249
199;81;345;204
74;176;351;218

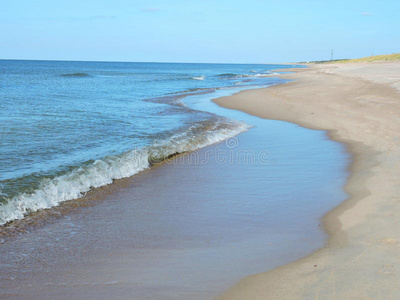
331;50;334;61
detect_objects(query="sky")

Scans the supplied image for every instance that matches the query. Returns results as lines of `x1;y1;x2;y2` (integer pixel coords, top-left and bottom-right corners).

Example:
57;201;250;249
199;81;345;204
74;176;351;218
1;0;399;63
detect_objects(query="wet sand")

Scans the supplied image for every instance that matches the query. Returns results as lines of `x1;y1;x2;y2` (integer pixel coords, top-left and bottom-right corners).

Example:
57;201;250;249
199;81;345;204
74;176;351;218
215;62;400;299
0;77;348;298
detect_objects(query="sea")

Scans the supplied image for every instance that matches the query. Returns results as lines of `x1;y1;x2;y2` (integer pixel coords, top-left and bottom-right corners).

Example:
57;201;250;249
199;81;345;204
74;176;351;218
0;60;299;225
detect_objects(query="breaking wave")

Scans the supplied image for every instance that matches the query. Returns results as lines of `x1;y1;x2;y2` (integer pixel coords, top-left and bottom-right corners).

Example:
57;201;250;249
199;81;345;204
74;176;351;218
217;72;274;79
0;119;250;225
190;76;206;80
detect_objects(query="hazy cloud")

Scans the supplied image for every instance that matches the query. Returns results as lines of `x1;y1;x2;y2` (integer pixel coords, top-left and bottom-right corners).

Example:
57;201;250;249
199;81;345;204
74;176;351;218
361;12;372;16
140;8;160;12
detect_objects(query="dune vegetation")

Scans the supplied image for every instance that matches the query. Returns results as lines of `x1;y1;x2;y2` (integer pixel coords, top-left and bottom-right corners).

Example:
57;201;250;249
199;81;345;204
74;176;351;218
311;53;400;64
335;53;400;63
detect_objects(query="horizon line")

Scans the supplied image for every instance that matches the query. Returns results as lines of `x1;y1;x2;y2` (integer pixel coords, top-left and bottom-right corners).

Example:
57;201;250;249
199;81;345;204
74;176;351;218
0;58;296;65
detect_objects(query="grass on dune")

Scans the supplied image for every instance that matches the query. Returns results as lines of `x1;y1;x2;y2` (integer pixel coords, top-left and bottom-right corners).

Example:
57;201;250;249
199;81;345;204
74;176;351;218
334;53;400;63
312;53;400;64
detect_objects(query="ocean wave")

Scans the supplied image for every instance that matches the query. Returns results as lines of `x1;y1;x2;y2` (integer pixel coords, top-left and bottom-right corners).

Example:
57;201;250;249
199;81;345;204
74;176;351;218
61;73;91;77
0;120;250;225
190;76;206;80
217;73;239;77
217;73;271;79
236;73;267;78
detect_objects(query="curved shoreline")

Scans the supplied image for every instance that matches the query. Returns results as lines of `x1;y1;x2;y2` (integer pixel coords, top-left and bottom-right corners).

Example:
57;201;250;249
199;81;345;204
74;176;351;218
0;66;346;299
214;62;400;299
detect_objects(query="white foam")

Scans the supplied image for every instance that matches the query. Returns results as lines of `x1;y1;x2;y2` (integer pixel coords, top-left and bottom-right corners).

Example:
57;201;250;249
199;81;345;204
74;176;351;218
190;76;205;80
0;121;250;225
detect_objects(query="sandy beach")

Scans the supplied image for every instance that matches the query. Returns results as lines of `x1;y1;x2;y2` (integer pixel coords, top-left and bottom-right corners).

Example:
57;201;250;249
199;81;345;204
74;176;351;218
0;64;348;299
2;0;400;298
1;61;398;299
215;61;400;299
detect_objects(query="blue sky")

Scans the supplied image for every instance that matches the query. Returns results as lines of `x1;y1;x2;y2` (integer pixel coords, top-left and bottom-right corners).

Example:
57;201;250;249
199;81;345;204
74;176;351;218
1;0;399;63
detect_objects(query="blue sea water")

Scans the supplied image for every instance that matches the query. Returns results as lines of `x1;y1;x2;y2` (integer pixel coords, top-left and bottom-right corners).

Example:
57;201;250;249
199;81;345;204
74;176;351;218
0;60;299;225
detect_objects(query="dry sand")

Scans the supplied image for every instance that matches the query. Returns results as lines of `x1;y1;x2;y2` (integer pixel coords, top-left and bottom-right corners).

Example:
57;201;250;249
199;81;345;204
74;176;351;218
215;62;400;299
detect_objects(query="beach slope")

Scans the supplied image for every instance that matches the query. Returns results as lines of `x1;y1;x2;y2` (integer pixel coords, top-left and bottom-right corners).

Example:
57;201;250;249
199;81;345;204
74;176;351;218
215;62;400;299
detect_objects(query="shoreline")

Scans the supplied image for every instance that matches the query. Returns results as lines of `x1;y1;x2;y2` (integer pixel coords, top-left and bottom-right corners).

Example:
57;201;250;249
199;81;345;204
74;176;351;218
214;62;400;298
0;63;298;228
0;64;296;230
1;61;398;298
0;66;349;299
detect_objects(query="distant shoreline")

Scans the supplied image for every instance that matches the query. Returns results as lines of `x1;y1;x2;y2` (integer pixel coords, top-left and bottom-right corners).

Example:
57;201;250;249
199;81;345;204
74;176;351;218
215;61;400;299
